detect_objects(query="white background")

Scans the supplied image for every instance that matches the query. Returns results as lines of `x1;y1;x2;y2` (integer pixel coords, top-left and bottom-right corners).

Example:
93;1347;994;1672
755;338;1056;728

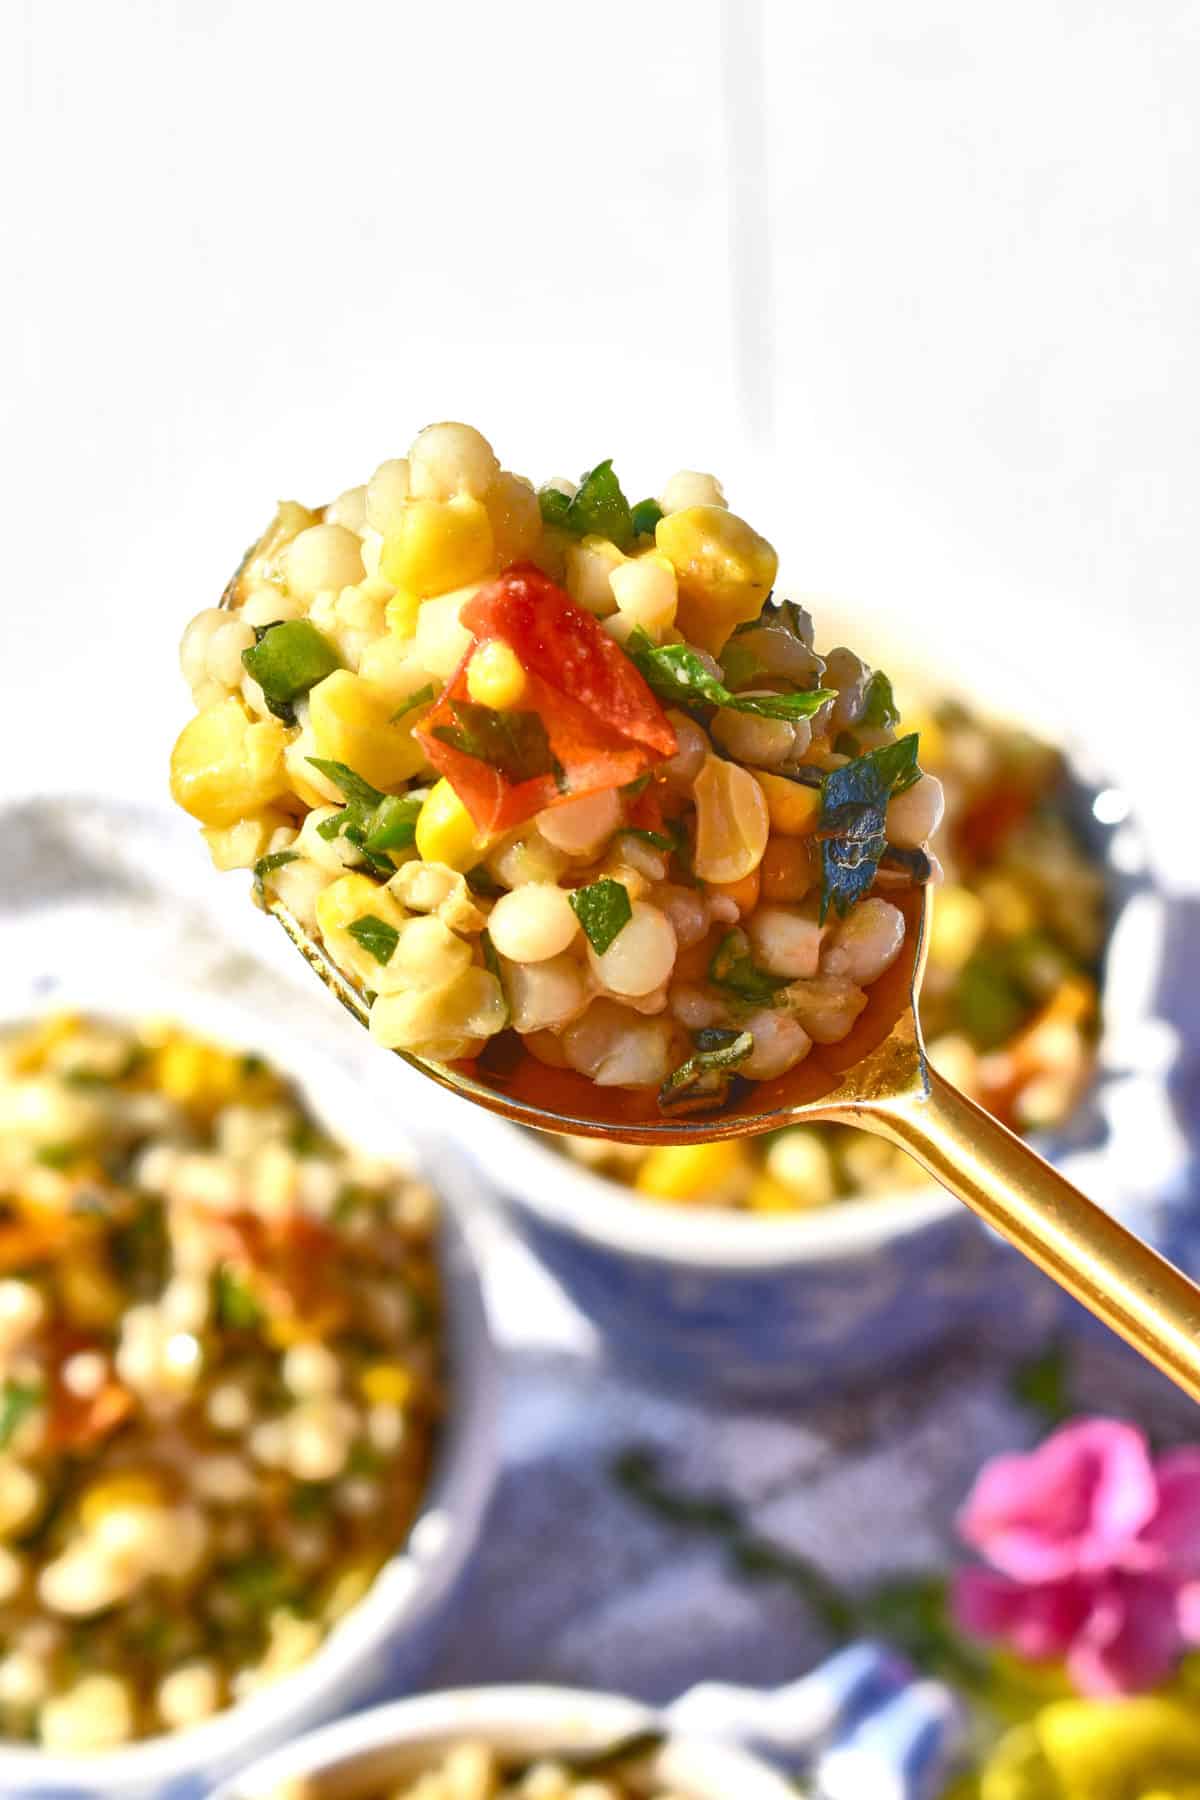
5;0;1199;887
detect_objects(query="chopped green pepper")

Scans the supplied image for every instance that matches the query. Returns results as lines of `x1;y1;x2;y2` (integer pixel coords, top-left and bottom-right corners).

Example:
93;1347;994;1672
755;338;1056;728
242;622;341;721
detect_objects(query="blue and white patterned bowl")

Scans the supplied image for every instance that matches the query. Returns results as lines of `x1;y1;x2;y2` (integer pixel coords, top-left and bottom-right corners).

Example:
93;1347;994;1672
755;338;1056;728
459;747;1182;1399
214;1649;968;1800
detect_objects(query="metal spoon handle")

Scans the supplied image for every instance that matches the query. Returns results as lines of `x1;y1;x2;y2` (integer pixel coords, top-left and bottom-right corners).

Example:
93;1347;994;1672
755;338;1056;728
849;1065;1200;1405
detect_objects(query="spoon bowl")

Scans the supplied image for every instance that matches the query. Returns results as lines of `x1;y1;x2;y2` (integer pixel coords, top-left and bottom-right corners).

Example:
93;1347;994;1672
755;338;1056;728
269;878;1200;1407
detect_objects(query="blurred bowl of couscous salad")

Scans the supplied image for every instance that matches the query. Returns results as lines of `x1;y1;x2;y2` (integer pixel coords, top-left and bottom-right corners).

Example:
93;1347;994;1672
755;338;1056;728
462;684;1172;1398
213;1683;797;1800
0;1001;495;1800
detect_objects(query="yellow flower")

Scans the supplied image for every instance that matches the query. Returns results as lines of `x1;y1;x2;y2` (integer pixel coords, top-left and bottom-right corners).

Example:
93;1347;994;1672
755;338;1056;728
969;1694;1200;1800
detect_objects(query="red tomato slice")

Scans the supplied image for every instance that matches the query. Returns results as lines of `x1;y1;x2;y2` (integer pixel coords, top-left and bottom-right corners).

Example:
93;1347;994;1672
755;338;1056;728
417;565;677;835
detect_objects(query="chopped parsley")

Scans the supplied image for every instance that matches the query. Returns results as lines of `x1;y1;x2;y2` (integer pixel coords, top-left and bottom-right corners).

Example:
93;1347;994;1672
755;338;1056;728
362;794;423;853
569;878;633;955
432;700;563;786
213;1266;262;1332
389;683;436;723
253;849;299;898
624;629;833;722
539;459;635;549
861;669;900;730
0;1380;43;1449
307;760;404;876
709;929;791;1005
658;1029;754;1114
630;497;664;536
346;914;400;966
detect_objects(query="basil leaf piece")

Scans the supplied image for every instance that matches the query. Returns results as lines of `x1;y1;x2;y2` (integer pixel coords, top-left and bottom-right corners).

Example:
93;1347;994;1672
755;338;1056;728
709;929;791;1005
347;914;400;966
719;640;766;688
389;683;436;724
565;459;634;548
569;877;633;955
0;1380;43;1449
213;1266;262;1331
432;700;563;786
658;1029;753;1114
363;794;423;852
305;759;385;808
623;827;676;852
624;629;833;721
630;497;664;536
861;669;900;730
732;597;814;643
465;863;504;898
242;621;340;722
538;485;573;529
818;733;923;922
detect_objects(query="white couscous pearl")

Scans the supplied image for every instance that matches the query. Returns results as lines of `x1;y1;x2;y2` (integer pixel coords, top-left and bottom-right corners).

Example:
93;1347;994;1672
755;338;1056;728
660;709;708;790
364;458;411;535
60;1350;108;1400
563;1003;676;1088
407;422;500;501
711;704;799;769
487;884;580;963
747;906;825;979
283;524;365;601
821;896;906;984
325;485;367;533
504;954;590;1034
38;1546;132;1616
587;901;677;998
886;772;945;848
157;1661;222;1730
660;469;727;512
282;1342;342;1400
0;1280;45;1350
535;789;622;858
39;1673;134;1752
0;1649;46;1709
740;1009;813;1080
207;1381;253;1434
0;1462;42;1539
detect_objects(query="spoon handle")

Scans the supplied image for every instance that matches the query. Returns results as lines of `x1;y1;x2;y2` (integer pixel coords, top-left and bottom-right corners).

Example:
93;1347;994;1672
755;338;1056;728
859;1066;1200;1403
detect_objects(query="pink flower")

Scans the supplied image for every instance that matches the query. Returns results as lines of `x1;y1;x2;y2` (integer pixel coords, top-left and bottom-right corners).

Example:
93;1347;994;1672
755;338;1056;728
950;1419;1200;1695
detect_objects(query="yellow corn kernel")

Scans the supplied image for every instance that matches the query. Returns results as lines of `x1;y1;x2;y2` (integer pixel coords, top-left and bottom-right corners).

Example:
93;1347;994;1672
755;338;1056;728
201;809;293;873
79;1472;167;1530
323;1555;382;1623
655;506;778;654
316;873;409;990
764;1130;837;1206
359;1362;414;1407
564;535;626;615
384;589;422;639
466;640;527;710
609;552;678;635
484;470;542;565
755;772;822;837
747;1174;802;1213
928;885;987;973
170;699;290;828
154;1038;243;1112
356;635;435;712
634;1141;746;1203
413;587;478;679
308;669;429;790
692;754;769;884
380;496;495;598
415;779;486;873
9;1013;82;1075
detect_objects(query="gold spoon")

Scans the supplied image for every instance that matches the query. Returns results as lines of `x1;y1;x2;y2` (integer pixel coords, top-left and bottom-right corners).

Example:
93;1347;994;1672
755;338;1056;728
266;877;1200;1405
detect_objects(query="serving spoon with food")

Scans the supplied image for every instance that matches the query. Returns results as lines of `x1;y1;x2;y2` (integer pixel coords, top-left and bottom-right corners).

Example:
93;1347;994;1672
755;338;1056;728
269;875;1200;1406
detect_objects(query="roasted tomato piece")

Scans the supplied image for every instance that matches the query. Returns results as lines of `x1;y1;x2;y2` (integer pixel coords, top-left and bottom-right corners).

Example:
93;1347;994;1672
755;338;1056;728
416;564;676;835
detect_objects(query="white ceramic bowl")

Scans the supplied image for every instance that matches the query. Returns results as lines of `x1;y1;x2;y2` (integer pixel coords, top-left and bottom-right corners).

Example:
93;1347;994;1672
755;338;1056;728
212;1684;796;1800
0;983;498;1800
458;726;1181;1398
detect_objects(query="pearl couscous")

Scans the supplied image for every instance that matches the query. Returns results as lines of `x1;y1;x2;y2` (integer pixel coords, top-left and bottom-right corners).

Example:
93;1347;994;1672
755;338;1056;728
265;1740;677;1800
0;1014;441;1749
566;699;1105;1207
171;423;941;1115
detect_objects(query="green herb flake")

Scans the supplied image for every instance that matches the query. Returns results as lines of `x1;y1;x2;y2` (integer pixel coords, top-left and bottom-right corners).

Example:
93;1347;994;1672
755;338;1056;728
305;759;385;808
34;1142;78;1170
538;485;573;529
569;878;633;955
658;1028;753;1114
718;640;766;688
363;794;423;853
432;700;562;786
630;497;664;537
861;669;900;730
622;827;677;852
480;930;510;1027
389;684;436;724
709;930;791;1005
347;914;400;967
565;459;634;548
625;629;833;722
242;621;341;722
307;761;406;874
213;1266;262;1331
253;849;299;897
818;733;923;922
465;863;504;898
0;1380;43;1449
